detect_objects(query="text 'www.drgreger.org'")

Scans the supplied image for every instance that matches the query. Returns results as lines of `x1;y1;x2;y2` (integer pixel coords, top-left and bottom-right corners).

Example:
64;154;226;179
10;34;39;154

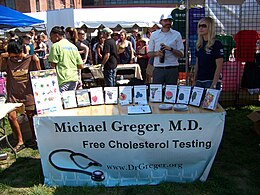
106;163;183;171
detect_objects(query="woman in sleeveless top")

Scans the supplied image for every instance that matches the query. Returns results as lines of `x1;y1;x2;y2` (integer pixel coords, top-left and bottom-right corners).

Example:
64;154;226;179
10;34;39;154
117;29;134;64
136;38;149;82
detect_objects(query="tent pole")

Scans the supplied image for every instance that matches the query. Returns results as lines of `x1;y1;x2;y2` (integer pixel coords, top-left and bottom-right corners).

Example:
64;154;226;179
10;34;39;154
185;0;190;85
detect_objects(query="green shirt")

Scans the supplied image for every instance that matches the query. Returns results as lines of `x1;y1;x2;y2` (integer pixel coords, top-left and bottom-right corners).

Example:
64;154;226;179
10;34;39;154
48;39;83;86
216;34;236;62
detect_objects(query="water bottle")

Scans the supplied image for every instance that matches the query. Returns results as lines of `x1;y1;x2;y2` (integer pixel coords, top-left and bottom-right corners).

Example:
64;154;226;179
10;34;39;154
159;46;165;63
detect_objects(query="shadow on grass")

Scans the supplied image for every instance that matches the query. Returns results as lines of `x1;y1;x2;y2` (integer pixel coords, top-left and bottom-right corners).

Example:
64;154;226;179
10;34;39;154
0;156;44;188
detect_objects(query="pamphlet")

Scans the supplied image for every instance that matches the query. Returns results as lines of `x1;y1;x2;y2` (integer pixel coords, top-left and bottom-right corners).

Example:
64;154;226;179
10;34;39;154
176;86;192;104
119;86;132;105
202;88;221;110
164;85;178;103
104;87;118;104
127;105;152;115
133;85;147;104
149;84;163;102
30;69;63;115
62;90;77;109
189;87;204;107
76;89;90;107
89;87;104;105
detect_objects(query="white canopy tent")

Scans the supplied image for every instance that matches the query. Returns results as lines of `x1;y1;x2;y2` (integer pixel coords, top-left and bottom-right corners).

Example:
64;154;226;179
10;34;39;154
25;7;174;31
24;1;260;34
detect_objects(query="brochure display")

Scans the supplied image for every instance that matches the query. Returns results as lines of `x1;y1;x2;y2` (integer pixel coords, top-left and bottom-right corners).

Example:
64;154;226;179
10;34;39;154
189;87;204;107
75;89;90;107
31;73;225;187
202;89;221;110
104;87;118;104
118;86;133;105
164;85;178;103
176;86;192;104
30;69;62;115
62;90;77;109
149;84;163;102
89;87;104;105
133;85;147;104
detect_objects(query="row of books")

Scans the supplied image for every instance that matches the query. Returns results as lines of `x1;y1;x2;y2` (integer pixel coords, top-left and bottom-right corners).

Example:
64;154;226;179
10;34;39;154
62;84;220;110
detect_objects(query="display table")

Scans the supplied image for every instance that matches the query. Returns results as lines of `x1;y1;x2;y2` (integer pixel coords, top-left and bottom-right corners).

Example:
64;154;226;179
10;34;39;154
0;103;24;158
117;64;143;80
34;103;226;187
85;64;143;81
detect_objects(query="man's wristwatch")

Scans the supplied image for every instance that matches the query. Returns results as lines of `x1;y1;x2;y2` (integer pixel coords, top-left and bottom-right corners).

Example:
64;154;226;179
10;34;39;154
170;47;173;51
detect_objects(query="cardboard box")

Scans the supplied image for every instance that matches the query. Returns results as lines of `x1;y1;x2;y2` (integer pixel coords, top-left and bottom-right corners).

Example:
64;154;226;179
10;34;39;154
247;111;260;136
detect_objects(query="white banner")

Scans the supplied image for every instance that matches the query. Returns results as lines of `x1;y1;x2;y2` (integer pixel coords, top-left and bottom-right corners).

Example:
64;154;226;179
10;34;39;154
34;109;225;187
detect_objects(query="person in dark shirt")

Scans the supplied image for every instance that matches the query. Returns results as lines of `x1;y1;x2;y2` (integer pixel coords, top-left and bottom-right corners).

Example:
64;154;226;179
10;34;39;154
193;17;224;89
101;28;118;87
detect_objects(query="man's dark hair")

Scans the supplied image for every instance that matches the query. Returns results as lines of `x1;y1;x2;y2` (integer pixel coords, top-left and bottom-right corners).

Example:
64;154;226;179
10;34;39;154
8;31;15;38
7;38;23;54
50;26;65;36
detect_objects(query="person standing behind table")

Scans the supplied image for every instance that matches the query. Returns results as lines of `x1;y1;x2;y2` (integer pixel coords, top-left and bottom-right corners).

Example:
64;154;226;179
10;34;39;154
22;34;34;56
129;28;138;52
117;29;134;64
91;31;103;65
76;29;90;62
34;34;47;70
95;34;105;65
48;26;83;92
136;38;149;82
129;28;139;63
148;14;184;85
65;27;88;89
76;29;91;89
0;39;41;152
193;17;224;90
101;27;118;87
77;28;93;65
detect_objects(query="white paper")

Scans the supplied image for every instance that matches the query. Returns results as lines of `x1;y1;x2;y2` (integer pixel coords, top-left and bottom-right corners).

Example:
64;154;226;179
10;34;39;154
127;105;152;115
149;84;163;102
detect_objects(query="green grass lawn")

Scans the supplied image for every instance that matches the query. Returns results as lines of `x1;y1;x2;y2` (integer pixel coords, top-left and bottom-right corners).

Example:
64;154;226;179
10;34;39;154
0;106;260;195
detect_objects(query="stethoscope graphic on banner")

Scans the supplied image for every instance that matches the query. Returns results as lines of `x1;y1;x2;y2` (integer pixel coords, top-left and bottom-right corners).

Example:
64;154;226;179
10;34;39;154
48;149;105;182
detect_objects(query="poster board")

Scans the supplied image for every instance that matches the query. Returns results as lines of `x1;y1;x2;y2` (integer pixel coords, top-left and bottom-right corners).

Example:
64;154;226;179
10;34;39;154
30;69;62;115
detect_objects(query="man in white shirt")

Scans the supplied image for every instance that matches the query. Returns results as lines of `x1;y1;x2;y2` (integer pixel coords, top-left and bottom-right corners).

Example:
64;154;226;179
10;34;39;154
148;14;184;85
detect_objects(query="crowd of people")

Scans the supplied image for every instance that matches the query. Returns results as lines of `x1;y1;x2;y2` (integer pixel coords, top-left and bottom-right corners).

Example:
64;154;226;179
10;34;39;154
0;14;224;153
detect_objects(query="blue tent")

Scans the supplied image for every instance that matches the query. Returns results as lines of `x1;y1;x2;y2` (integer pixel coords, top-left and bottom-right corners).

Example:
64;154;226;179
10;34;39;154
0;5;44;29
